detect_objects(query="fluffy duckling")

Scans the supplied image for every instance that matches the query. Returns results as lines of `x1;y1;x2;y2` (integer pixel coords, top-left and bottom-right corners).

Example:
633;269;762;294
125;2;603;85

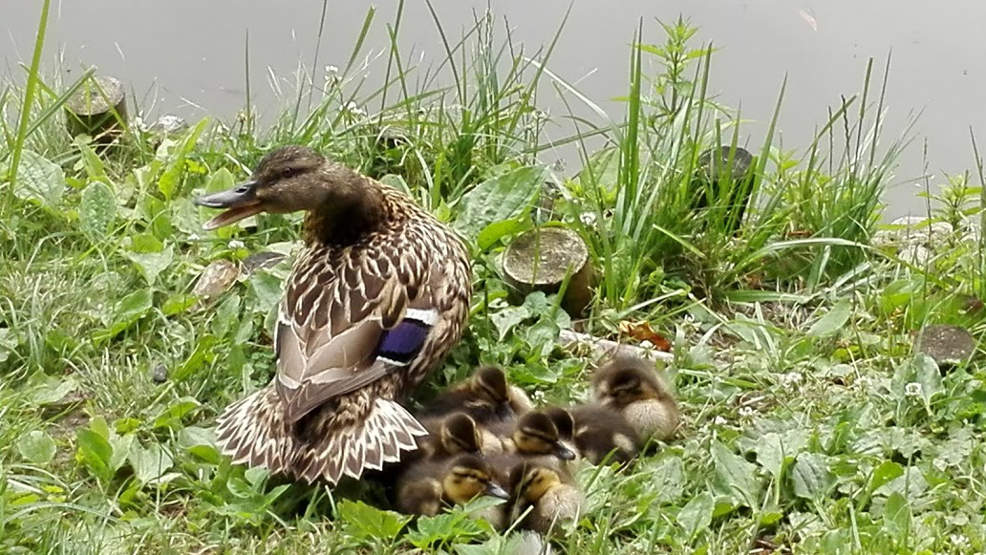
415;412;483;460
508;460;584;535
396;453;509;516
495;410;576;461
545;405;638;465
419;365;533;425
593;356;680;442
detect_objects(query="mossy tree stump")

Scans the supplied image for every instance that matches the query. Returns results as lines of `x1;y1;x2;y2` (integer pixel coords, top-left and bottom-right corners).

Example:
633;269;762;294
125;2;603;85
65;75;127;142
692;145;755;233
501;227;593;317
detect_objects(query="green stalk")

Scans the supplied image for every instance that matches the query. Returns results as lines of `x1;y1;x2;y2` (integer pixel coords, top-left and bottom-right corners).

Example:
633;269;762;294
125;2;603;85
7;0;51;201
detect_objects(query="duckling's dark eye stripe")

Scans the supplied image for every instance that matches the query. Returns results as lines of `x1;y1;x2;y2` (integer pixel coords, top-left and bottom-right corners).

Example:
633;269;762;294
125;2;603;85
375;312;435;365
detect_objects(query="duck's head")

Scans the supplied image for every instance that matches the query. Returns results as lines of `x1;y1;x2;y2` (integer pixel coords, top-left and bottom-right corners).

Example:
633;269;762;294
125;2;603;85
513;411;576;460
195;145;377;231
510;463;564;504
593;356;665;408
469;365;509;405
442;454;509;504
440;412;482;456
542;406;575;440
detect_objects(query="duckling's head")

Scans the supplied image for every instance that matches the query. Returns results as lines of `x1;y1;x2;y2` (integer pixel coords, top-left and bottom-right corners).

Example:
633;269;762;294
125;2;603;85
440;412;482;456
442;454;510;504
513;411;576;460
593;356;666;408
542;406;575;440
511;464;564;504
195;145;379;231
470;365;509;405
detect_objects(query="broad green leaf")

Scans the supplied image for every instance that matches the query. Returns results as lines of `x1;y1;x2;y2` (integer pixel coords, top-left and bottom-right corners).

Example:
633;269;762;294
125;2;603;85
126;244;174;285
453;166;547;238
94;288;153;341
677;491;714;540
712;441;762;508
477;218;530;250
791;453;834;500
80;181;116;237
0;328;18;363
408;512;484;550
30;375;79;405
882;492;911;536
867;460;904;495
179;426;221;464
75;138;109;183
13;150;64;206
76;429;113;484
108;432;135;473
152;397;201;429
244;466;270;488
490;305;530;341
18;430;56;464
379;173;411;195
158;117;209;199
337;499;410;540
129;443;174;484
807;299;852;338
249;271;283;315
171;336;217;382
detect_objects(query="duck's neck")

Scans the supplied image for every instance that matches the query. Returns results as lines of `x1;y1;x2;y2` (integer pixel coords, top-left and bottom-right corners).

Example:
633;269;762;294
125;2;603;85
302;178;388;246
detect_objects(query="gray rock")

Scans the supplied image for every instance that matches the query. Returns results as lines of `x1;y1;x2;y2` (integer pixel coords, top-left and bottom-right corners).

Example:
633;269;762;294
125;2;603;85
151;363;168;383
915;324;976;367
149;114;189;136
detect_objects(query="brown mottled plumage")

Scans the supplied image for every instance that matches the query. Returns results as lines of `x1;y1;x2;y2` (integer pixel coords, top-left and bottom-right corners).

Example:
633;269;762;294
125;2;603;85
197;145;471;485
395;453;509;516
545;404;639;465
417;365;533;425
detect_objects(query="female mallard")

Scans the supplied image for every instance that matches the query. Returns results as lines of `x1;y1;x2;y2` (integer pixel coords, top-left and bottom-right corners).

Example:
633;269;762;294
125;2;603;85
196;145;472;485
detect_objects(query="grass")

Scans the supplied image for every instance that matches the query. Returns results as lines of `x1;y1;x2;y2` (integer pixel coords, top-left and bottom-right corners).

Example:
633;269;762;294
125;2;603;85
2;4;986;554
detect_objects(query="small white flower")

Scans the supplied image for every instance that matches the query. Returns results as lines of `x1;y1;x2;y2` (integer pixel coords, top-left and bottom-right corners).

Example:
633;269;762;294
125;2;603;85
713;415;727;426
579;212;597;226
780;372;803;386
738;406;755;417
639;340;654;349
325;65;339;75
949;534;969;548
228;240;245;250
189;233;201;241
904;382;922;397
344;101;366;117
932;457;948;472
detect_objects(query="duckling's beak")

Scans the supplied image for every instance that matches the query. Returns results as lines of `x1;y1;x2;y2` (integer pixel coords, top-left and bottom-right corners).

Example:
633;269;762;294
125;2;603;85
195;180;263;230
553;443;577;460
484;481;510;499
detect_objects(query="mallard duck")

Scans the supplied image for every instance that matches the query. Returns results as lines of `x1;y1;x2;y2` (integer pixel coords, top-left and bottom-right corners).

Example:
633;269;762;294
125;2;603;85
494;410;576;461
544;405;637;465
507;459;584;535
199;146;472;485
395;453;509;516
417;365;533;425
593;356;680;442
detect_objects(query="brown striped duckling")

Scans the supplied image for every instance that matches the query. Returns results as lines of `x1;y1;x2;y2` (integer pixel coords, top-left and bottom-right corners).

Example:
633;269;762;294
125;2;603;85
396;453;509;516
544;405;638;465
419;365;533;425
593;356;680;442
495;410;576;461
415;412;483;460
507;459;584;535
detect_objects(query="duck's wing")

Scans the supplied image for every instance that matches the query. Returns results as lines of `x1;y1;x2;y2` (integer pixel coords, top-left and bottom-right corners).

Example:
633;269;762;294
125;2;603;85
274;244;437;424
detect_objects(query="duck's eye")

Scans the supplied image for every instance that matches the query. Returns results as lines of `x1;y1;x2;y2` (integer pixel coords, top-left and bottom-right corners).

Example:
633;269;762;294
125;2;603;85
235;185;252;194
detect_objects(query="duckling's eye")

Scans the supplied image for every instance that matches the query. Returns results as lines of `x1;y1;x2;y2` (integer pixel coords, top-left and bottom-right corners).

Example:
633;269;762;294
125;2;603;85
280;167;303;179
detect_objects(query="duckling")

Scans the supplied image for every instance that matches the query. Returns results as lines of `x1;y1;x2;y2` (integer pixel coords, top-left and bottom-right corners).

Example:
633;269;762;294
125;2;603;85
416;412;482;460
508;460;584;535
396;453;509;516
204;145;472;485
593;356;680;442
418;365;533;425
545;405;638;465
495;410;576;461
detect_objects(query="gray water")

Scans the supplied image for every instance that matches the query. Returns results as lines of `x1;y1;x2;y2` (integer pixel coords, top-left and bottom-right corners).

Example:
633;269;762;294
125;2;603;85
4;0;986;219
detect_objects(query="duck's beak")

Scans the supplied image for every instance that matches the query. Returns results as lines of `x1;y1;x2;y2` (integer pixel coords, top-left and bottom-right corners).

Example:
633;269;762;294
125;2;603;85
194;180;263;230
553;443;577;461
485;481;510;499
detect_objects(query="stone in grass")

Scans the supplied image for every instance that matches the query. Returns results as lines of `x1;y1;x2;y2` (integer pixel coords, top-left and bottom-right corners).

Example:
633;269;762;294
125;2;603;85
193;259;239;301
151;363;168;384
915;324;976;368
501;227;593;317
148;114;189;137
65;75;127;142
242;251;286;275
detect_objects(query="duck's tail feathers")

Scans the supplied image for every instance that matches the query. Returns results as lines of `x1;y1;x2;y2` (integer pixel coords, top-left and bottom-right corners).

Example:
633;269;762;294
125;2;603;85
293;398;427;484
215;387;294;475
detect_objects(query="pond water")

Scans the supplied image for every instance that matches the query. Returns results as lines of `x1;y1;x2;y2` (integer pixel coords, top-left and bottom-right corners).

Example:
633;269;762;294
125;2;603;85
4;0;985;219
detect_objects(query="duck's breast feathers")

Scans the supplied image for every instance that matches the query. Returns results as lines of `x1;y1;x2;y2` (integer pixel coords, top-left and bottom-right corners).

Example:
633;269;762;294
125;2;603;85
273;237;446;423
